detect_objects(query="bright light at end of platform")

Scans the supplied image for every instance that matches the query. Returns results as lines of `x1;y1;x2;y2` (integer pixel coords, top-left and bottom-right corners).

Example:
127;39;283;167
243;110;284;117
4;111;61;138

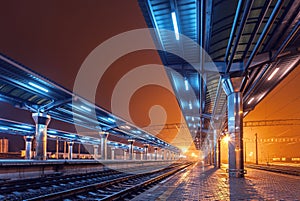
181;147;188;153
171;11;179;40
191;152;197;157
223;135;230;142
28;82;48;93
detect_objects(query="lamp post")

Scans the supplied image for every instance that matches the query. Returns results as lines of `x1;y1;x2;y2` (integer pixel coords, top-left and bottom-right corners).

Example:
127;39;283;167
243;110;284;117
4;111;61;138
255;133;258;165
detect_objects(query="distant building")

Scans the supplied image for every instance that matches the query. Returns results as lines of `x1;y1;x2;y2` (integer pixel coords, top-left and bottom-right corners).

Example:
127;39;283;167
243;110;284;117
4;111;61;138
0;138;8;153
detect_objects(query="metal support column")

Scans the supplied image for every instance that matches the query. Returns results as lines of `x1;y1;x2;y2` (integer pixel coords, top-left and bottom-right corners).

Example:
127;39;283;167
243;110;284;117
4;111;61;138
63;141;67;159
24;136;34;160
143;144;149;160
100;132;109;160
55;137;59;159
111;148;115;160
213;130;218;167
32;113;51;160
78;143;81;159
124;150;127;160
161;149;164;160
68;141;74;160
217;139;221;168
154;147;158;160
94;145;99;159
222;76;245;177
128;139;135;160
140;152;143;160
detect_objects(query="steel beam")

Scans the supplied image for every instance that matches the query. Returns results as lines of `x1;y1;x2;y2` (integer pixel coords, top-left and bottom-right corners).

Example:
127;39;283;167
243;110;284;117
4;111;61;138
245;0;284;70
242;0;272;59
224;0;244;64
226;0;254;73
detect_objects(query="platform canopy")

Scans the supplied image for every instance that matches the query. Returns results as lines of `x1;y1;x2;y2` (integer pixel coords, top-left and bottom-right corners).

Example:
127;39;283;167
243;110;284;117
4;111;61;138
0;54;179;153
138;0;300;149
0;118;144;152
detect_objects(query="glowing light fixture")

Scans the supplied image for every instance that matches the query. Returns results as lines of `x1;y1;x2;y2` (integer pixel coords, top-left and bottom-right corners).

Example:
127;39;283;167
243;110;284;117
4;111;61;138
0;127;8;130
121;125;131;129
48;130;57;134
17;125;32;129
191;116;194;121
132;130;142;134
184;79;189;91
189;101;192;110
259;94;265;101
267;68;279;81
223;135;230;142
107;117;115;123
29;82;48;93
247;97;254;104
171;11;179;40
80;105;91;112
181;147;187;153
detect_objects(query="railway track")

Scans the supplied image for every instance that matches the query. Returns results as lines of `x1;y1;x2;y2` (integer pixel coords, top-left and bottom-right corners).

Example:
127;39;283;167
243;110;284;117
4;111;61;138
0;162;192;200
246;164;300;176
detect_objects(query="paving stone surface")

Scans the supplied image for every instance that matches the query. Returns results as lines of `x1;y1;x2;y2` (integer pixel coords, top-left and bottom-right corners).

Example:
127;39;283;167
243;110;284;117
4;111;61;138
131;162;300;201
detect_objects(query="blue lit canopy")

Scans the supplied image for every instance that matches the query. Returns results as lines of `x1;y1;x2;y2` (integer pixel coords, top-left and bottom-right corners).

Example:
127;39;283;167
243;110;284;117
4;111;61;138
0;54;179;153
138;0;300;149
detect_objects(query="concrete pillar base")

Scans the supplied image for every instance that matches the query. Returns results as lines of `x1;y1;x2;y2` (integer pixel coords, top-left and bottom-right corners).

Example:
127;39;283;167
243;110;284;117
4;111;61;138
24;136;34;160
32;113;51;160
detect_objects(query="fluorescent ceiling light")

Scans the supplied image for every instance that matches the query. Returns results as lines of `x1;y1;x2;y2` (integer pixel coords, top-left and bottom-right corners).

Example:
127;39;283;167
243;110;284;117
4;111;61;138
66;133;77;138
132;130;142;134
48;130;57;134
247;97;254;104
0;127;8;130
171;11;179;40
259;94;265;101
184;79;189;91
121;125;131;129
107;117;115;123
267;68;279;81
28;82;48;93
191;116;194;121
189;101;192;110
80;105;91;112
17;125;32;129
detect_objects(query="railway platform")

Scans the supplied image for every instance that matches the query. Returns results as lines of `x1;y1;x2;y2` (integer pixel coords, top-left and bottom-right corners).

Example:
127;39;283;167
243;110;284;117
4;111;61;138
131;162;300;201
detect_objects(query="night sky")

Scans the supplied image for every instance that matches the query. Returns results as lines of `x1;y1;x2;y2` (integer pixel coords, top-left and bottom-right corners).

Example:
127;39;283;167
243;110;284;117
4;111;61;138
0;1;185;152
